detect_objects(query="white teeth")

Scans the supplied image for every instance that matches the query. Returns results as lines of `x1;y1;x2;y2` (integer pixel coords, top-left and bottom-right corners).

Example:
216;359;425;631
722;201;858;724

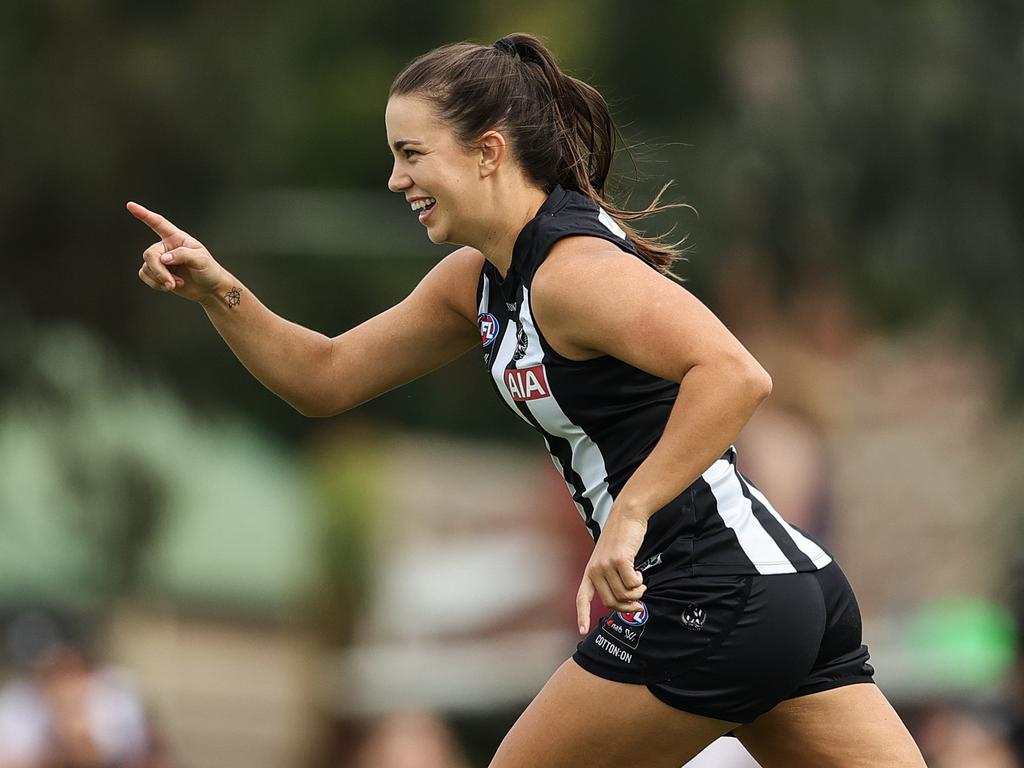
410;197;436;211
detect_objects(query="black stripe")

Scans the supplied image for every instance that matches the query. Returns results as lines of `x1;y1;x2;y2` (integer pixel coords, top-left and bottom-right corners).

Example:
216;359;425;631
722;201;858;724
546;438;602;542
688;476;757;571
514;400;601;541
509;371;602;540
506;285;602;540
484;297;601;541
735;472;816;571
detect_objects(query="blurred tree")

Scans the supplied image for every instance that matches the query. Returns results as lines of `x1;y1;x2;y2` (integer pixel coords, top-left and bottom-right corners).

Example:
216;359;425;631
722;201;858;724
3;0;1023;445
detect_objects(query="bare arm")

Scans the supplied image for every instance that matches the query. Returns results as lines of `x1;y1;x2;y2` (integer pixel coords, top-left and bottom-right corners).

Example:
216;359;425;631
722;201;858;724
531;236;772;632
532;236;772;517
129;202;483;417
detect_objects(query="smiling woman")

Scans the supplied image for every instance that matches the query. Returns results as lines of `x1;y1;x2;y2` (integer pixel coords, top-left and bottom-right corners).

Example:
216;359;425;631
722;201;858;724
129;32;926;768
386;36;684;271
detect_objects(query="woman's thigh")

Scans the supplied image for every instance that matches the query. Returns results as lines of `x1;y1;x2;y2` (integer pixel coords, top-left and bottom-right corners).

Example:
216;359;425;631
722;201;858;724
489;659;738;768
732;683;926;768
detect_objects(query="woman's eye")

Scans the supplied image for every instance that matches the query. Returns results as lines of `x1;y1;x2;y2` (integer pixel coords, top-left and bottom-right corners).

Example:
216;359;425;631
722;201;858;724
404;149;420;158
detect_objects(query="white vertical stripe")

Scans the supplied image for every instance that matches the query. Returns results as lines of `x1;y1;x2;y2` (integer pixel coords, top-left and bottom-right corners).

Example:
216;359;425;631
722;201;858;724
488;319;532;426
478;275;490;315
482;287;587;521
517;287;615;530
548;453;589;523
705;461;797;574
597;208;626;239
746;483;832;568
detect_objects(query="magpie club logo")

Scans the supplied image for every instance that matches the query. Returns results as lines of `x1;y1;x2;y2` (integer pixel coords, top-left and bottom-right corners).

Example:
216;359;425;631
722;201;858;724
512;327;529;361
680;603;707;631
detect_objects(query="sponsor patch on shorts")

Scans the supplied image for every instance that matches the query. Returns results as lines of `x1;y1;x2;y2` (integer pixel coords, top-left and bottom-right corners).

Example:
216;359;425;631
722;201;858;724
594;633;634;664
601;601;648;650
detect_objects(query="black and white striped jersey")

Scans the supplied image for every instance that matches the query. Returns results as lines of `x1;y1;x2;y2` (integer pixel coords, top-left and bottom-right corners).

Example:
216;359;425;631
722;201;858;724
475;185;832;576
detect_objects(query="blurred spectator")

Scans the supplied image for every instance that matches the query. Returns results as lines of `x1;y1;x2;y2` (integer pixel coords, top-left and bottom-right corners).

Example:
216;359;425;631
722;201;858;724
0;612;168;768
351;712;469;768
737;401;834;542
913;704;1019;768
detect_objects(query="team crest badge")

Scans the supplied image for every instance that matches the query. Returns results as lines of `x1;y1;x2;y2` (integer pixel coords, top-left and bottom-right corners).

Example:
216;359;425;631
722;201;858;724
478;312;500;347
512;327;529;361
680;603;707;631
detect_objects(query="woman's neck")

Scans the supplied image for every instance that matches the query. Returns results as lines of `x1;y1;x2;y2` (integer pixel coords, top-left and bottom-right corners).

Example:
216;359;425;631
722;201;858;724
472;184;550;279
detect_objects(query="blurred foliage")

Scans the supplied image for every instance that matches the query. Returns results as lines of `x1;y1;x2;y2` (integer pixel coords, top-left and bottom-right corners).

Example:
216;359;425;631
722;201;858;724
307;429;382;645
0;319;316;615
3;0;1023;445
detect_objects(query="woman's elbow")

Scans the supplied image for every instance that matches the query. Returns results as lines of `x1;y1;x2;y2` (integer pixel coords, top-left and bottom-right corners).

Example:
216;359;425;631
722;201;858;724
292;393;346;419
291;398;325;418
745;364;773;404
290;399;325;417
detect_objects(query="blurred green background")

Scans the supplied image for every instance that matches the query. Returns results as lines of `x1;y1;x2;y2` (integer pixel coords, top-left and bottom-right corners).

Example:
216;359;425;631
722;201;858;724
3;2;1024;766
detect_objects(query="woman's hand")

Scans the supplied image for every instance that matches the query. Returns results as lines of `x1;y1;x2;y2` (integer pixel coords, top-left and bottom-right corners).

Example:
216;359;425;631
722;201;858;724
127;201;228;303
575;510;649;635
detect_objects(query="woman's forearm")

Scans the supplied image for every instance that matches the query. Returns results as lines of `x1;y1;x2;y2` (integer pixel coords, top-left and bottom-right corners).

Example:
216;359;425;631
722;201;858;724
612;361;772;520
199;275;332;417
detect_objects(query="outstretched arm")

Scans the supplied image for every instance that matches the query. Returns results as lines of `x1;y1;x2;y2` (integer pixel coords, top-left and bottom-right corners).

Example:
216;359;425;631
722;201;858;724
129;202;483;417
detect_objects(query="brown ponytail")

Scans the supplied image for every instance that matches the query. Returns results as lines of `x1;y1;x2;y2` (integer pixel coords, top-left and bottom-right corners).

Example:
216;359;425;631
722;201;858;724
389;33;690;274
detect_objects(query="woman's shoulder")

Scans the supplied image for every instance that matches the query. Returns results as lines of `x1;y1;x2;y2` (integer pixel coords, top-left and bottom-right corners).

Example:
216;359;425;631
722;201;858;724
418;246;486;324
534;235;647;296
522;189;641;276
428;245;486;289
442;245;487;272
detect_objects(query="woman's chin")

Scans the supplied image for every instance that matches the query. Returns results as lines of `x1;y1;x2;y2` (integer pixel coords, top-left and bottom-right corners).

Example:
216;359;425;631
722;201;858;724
425;226;449;244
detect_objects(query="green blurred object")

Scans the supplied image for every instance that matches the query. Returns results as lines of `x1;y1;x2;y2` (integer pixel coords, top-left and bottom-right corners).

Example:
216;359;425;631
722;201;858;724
0;322;316;617
905;597;1016;688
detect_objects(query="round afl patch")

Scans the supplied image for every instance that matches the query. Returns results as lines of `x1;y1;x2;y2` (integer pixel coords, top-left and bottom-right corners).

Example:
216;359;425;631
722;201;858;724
478;312;500;347
617;601;649;627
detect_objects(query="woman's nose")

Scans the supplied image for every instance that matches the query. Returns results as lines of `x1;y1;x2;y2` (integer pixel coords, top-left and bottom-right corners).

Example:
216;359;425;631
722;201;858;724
388;164;411;193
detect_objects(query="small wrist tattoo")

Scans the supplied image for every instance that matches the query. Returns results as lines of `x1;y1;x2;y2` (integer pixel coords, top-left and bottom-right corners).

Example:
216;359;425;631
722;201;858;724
226;287;242;308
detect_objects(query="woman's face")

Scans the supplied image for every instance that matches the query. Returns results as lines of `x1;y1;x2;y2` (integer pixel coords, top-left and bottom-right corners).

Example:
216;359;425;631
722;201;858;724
385;95;479;245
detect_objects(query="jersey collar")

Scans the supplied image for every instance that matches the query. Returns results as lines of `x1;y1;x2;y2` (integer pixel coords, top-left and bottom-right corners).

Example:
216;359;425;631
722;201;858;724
502;185;571;285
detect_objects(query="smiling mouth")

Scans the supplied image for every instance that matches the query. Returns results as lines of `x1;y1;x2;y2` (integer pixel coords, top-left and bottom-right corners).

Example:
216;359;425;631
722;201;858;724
414;198;437;224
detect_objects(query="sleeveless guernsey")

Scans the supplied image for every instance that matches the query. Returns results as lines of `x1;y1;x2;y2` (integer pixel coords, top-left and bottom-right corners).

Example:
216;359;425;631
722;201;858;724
475;185;832;576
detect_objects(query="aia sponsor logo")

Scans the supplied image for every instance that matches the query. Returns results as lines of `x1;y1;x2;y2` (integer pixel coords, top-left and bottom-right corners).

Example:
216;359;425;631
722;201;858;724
478;312;500;348
504;365;550;401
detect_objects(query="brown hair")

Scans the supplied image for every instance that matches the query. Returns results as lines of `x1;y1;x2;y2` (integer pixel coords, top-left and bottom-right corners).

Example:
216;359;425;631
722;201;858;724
389;33;688;274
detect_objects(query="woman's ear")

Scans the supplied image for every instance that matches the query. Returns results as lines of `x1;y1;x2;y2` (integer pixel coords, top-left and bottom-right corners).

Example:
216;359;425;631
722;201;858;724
478;130;507;178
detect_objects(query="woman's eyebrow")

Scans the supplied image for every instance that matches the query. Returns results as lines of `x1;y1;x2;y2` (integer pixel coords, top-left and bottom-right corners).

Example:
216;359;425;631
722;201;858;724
392;139;424;151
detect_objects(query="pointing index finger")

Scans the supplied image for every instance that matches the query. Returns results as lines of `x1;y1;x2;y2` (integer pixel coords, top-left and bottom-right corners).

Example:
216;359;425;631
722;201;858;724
576;575;595;635
126;201;181;241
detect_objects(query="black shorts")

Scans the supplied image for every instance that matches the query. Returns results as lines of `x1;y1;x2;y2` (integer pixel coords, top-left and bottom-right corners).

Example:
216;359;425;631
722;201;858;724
572;559;875;724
